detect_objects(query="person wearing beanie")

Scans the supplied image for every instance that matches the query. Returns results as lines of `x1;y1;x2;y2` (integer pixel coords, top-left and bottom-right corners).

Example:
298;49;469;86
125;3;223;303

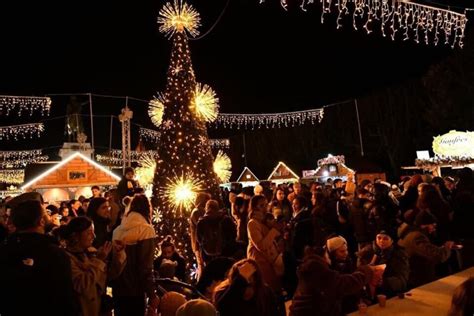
290;247;377;316
398;211;455;287
358;230;409;297
326;235;358;313
176;299;217;316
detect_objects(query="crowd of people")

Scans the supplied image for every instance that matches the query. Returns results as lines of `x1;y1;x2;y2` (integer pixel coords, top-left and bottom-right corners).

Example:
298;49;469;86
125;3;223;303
1;165;474;316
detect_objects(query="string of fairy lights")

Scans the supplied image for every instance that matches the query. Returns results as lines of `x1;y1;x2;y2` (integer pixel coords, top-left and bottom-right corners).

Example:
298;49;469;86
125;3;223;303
0;95;51;116
0;122;45;140
0;169;25;184
264;0;469;48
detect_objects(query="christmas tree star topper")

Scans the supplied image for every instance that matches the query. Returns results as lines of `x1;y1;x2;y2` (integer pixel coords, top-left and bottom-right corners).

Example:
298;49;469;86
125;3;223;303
158;0;201;38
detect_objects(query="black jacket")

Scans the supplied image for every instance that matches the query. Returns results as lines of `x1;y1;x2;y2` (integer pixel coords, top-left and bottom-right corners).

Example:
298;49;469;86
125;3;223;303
358;243;409;296
0;232;78;316
290;209;313;261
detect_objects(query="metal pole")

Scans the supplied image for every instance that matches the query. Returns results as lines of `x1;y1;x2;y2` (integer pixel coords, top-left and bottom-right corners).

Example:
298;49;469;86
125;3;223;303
354;99;365;157
109;115;113;153
89;93;95;154
242;133;248;166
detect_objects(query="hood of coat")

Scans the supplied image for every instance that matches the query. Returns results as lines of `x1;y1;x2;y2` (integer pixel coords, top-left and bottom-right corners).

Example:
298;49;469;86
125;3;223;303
113;211;156;245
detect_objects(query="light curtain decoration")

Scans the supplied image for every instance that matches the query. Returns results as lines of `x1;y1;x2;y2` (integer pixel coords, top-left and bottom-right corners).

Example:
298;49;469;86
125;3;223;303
139;127;161;142
0;149;43;161
0;156;48;169
264;0;468;48
211;108;324;129
209;138;230;149
0;95;51;116
0;169;25;184
96;150;159;165
0;123;45;140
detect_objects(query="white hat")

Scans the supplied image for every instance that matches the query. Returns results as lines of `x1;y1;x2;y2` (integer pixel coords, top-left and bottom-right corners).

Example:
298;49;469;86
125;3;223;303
326;236;347;253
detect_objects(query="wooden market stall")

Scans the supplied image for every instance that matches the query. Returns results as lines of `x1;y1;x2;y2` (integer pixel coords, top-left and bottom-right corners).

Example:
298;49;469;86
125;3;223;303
22;152;121;202
267;161;300;185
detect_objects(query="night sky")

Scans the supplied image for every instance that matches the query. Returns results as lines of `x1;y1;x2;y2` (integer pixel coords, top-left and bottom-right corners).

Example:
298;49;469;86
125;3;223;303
0;0;467;178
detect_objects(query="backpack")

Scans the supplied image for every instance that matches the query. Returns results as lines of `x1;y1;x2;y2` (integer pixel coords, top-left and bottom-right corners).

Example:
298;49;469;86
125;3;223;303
200;216;224;258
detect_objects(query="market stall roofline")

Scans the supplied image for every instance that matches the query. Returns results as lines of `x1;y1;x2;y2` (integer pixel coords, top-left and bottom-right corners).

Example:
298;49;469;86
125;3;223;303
21;152;121;190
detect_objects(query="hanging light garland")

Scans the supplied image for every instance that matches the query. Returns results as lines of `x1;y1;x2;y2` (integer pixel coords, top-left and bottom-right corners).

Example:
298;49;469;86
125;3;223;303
0;123;45;140
0;95;51;116
0;149;43;161
209;138;230;149
210;108;324;129
0;156;48;169
0;169;25;184
265;0;468;48
139;127;162;142
96;150;159;165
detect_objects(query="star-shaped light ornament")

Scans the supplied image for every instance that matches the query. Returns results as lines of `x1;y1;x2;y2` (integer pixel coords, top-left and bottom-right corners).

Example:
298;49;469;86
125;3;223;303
163;120;174;130
157;0;201;38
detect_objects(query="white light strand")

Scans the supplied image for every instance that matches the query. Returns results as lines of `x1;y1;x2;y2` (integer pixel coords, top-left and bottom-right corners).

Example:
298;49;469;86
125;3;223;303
0;95;51;116
0;155;48;169
0;169;25;184
96;150;159;165
0;123;45;140
270;0;468;48
210;108;324;129
139;127;162;142
209;138;230;149
0;149;43;161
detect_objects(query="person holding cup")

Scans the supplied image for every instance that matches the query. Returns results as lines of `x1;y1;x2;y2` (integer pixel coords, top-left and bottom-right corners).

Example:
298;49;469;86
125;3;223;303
358;229;409;297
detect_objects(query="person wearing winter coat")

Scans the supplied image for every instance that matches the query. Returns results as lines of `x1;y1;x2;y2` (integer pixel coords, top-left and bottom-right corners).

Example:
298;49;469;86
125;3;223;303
247;195;283;293
289;196;313;261
60;217;126;316
87;197;112;249
398;210;454;288
197;199;238;265
290;248;375;316
0;200;77;316
112;194;159;316
358;230;409;296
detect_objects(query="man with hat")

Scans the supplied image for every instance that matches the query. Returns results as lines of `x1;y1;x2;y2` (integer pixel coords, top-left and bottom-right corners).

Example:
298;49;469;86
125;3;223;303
358;229;409;296
398;211;455;287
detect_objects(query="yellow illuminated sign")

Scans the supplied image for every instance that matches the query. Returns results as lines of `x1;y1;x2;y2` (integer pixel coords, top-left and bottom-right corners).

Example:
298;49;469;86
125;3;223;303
432;130;474;157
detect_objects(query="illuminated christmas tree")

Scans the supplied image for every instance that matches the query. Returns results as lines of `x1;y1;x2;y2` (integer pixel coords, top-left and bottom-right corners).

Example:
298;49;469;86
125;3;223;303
151;0;222;272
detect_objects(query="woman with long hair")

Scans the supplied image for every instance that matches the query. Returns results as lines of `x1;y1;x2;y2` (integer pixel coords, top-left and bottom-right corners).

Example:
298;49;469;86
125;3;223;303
213;259;282;316
87;197;111;248
247;195;283;293
269;188;292;222
112;194;159;316
60;217;126;316
417;184;452;243
368;183;398;240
